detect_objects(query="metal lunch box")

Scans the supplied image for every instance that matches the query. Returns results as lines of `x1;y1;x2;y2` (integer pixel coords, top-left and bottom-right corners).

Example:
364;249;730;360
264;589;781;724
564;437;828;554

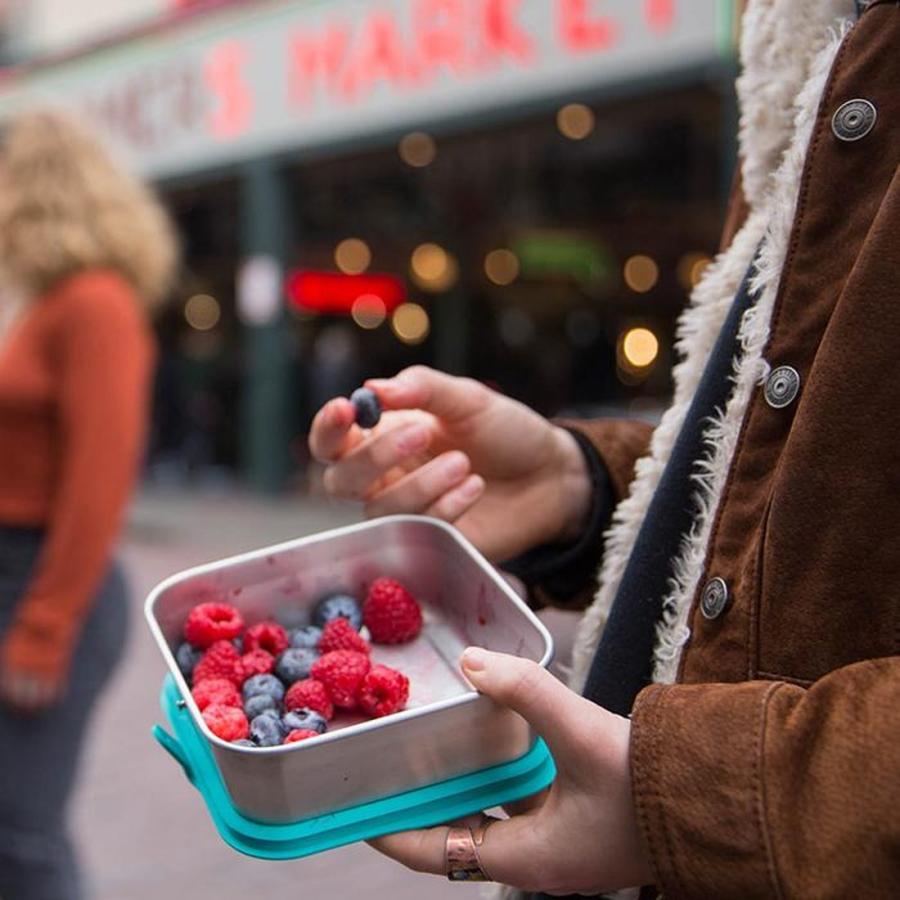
146;515;557;858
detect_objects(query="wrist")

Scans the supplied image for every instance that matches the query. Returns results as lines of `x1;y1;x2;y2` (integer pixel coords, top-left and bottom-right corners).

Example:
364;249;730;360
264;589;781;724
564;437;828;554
549;425;593;544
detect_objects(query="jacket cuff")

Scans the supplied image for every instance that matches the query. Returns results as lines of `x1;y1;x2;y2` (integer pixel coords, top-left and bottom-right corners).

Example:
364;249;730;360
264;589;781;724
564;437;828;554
630;681;783;899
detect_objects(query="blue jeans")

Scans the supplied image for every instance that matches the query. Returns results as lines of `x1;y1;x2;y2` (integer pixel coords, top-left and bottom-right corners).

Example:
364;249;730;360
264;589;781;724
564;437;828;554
0;527;129;900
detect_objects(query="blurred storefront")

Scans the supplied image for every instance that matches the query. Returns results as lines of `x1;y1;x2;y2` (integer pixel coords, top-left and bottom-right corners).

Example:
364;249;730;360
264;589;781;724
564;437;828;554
0;0;738;491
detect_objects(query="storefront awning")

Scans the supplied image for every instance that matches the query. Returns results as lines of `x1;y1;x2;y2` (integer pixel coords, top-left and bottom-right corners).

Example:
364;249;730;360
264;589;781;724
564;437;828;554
0;0;734;179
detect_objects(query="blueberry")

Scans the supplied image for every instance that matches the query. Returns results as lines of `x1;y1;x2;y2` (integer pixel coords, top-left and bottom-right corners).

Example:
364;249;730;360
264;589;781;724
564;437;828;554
350;387;382;429
175;642;203;679
250;714;287;747
311;593;363;631
242;674;285;703
283;708;328;735
289;625;322;649
232;739;256;748
275;648;319;685
244;693;282;720
232;636;244;653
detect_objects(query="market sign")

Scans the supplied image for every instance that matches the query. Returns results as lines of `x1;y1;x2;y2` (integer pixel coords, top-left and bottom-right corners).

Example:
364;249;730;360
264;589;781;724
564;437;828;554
0;0;731;179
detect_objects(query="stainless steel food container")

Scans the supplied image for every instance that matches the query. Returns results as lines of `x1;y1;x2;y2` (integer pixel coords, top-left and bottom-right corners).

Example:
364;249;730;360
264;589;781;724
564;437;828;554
145;515;553;824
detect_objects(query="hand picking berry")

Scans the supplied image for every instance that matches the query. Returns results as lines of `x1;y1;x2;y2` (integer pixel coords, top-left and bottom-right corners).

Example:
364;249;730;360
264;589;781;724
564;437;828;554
193;640;242;687
283;708;328;735
310;650;371;709
318;617;370;655
242;673;285;704
284;678;334;720
357;664;410;718
203;704;249;742
184;602;244;649
243;621;289;656
192;677;242;711
363;577;422;644
250;713;287;747
275;647;319;684
311;593;363;631
289;625;323;649
350;387;382;429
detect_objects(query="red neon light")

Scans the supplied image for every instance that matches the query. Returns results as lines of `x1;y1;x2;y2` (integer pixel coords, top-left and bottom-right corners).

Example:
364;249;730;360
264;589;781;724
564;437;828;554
286;271;406;315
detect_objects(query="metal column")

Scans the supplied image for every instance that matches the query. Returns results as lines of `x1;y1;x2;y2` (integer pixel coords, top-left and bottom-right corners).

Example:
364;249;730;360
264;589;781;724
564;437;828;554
239;159;293;493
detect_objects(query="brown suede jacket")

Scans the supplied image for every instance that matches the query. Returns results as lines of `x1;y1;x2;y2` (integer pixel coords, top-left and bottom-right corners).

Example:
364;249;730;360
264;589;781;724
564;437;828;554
549;2;899;897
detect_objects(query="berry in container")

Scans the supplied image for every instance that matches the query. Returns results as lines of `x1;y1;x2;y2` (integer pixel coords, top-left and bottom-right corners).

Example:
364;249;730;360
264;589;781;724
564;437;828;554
145;515;555;857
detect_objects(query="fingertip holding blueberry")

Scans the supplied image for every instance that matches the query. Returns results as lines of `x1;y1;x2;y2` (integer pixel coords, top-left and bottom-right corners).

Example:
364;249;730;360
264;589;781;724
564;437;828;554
350;387;382;429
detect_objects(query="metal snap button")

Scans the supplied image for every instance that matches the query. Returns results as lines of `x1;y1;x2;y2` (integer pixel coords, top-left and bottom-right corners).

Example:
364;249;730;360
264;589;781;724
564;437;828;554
764;365;801;409
700;577;729;620
832;99;877;142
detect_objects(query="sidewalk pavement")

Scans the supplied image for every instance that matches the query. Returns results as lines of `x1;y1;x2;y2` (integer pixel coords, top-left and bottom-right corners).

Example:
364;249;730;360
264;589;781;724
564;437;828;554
70;490;575;899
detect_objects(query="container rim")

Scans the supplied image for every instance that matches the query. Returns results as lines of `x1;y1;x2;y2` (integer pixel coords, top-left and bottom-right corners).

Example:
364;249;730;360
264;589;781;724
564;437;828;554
144;514;554;754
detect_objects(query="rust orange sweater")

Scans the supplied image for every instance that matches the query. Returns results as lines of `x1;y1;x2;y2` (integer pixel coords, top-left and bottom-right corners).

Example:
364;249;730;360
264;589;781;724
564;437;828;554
0;271;154;680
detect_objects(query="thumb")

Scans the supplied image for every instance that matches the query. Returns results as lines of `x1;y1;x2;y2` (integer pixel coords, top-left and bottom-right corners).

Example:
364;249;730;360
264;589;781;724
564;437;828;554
366;366;491;423
460;647;584;758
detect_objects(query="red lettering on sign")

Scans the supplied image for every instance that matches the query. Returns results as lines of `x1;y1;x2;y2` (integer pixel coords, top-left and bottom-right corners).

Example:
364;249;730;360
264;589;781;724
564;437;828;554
482;0;535;64
341;12;417;102
413;0;468;79
558;0;618;53
205;41;253;139
290;24;350;107
644;0;674;32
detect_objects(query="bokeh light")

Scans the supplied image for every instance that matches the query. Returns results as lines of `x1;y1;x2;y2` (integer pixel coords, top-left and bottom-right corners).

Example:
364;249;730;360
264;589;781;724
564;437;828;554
410;243;458;292
335;238;371;275
484;248;520;286
391;302;430;344
184;294;221;331
623;255;659;293
399;132;437;167
350;294;387;329
620;327;660;368
677;252;713;290
557;103;596;140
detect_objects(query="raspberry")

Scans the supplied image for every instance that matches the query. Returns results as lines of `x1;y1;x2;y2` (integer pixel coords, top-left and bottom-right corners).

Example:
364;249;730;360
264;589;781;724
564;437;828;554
203;704;249;741
237;649;275;683
193;640;242;687
243;621;289;656
318;618;370;655
284;729;319;744
192;678;241;711
310;650;370;709
184;602;244;649
284;678;334;720
363;578;422;644
358;664;410;718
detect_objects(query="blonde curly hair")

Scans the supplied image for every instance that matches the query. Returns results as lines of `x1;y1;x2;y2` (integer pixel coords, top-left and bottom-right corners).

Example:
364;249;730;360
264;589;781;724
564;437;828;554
0;110;178;307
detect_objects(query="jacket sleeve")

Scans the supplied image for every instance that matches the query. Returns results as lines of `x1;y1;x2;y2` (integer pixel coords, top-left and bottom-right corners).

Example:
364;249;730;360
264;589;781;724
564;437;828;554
0;279;153;681
629;658;900;898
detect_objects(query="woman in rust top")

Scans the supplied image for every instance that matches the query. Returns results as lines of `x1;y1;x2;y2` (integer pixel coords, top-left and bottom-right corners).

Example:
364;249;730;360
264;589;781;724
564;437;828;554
0;112;177;899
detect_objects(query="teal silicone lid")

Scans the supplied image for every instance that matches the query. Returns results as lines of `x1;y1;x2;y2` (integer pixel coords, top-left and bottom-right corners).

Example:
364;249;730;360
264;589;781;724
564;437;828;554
154;674;556;860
